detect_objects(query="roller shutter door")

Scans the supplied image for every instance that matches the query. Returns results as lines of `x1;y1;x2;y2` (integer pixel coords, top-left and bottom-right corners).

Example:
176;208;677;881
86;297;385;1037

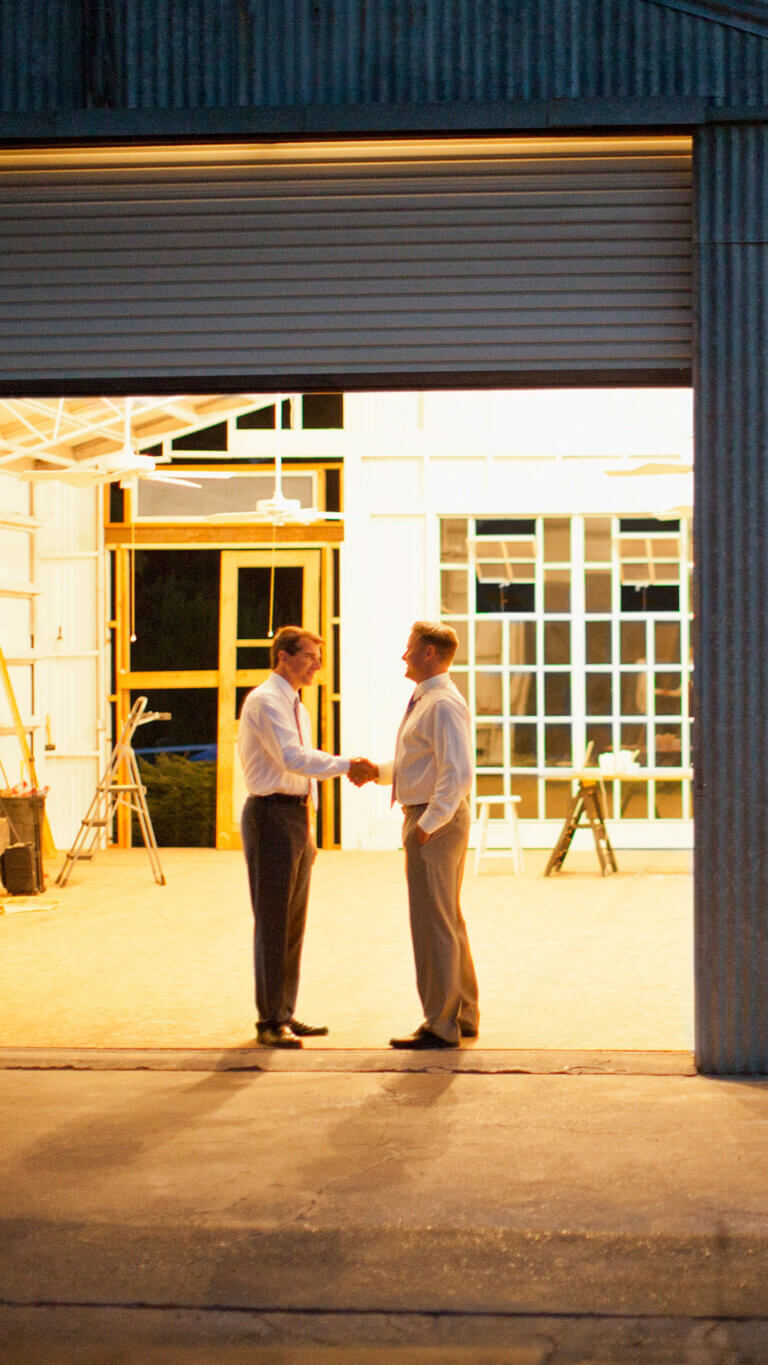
0;136;692;388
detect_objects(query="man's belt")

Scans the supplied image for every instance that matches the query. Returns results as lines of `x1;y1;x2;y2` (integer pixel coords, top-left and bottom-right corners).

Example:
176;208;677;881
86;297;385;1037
253;792;308;806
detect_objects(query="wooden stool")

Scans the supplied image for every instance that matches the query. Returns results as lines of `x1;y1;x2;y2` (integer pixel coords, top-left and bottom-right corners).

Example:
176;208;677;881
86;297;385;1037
474;796;524;875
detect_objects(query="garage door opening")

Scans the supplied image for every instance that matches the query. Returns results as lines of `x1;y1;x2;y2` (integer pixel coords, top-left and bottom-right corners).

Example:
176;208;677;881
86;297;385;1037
0;384;693;1054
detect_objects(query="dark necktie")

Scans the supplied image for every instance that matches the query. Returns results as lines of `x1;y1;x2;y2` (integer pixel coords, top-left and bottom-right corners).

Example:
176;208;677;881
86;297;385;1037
392;691;418;805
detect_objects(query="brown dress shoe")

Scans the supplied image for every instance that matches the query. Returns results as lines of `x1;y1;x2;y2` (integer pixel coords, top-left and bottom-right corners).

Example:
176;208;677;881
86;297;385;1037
289;1019;329;1037
389;1028;458;1050
257;1022;302;1049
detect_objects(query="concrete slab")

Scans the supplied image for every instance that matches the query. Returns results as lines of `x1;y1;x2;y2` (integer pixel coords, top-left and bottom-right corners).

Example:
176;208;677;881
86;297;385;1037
1;1067;768;1358
0;848;693;1052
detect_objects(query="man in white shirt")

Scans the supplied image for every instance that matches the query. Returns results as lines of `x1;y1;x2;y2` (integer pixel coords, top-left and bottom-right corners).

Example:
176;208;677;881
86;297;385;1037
239;625;374;1048
354;621;479;1049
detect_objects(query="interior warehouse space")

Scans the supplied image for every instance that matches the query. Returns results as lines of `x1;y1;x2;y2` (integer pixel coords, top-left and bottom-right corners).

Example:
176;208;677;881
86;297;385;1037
0;386;694;1053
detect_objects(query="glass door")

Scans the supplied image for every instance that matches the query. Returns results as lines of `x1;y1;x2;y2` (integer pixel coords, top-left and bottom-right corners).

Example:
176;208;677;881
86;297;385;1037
216;549;322;848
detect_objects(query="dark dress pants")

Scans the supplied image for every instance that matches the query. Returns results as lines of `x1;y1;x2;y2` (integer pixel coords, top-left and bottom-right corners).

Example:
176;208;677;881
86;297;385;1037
241;794;317;1025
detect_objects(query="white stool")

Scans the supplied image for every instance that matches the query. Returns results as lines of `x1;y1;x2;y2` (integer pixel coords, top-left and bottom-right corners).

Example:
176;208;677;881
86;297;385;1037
474;796;524;875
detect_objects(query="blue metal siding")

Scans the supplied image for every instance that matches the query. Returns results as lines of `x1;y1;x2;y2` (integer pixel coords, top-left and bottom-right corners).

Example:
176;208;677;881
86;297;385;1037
693;122;768;1073
2;0;768;115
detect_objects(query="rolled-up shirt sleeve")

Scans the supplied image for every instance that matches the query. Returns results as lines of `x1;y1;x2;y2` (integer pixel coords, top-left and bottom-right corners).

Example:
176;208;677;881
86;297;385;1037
375;759;394;786
243;696;350;778
418;700;472;835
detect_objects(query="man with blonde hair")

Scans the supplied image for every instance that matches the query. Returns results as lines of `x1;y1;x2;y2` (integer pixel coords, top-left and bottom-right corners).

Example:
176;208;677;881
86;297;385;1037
351;620;479;1048
239;625;375;1047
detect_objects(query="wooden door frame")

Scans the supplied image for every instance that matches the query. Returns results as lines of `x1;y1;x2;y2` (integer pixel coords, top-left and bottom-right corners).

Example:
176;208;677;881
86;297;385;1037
216;547;325;849
109;532;339;850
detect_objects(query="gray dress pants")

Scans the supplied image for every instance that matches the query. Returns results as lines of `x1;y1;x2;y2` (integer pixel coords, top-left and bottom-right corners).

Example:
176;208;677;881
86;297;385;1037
402;799;479;1044
241;794;317;1025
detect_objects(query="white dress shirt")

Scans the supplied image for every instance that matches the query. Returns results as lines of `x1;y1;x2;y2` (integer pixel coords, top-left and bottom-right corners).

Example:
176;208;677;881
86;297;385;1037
238;672;349;803
376;673;473;835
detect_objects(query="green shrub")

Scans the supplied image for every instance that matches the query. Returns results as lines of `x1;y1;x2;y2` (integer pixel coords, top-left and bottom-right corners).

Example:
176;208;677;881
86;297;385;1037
133;755;216;847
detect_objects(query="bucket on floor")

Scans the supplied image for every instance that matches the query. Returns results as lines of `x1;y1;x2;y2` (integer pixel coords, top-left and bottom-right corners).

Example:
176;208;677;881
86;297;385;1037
0;842;37;895
0;794;45;892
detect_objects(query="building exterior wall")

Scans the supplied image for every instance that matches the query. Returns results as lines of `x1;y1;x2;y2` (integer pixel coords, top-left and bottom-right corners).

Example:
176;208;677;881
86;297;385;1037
693;121;768;1073
3;0;768;119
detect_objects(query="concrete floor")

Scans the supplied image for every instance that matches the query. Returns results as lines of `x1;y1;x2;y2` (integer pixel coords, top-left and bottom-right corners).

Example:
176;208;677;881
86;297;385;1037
1;1067;768;1361
0;846;693;1052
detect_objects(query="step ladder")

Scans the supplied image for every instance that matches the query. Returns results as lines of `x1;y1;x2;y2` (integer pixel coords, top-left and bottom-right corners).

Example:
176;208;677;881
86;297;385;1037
544;777;618;877
56;696;169;887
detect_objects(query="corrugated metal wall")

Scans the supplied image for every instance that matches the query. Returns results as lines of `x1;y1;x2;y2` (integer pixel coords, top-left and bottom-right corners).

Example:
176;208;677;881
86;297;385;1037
0;139;692;387
693;122;768;1073
2;0;768;114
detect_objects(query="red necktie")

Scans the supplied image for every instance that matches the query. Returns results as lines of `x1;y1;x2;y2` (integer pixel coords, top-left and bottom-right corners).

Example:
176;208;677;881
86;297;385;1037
293;695;314;803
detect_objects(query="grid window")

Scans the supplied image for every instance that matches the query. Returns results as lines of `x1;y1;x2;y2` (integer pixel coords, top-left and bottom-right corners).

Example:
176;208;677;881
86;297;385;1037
441;514;693;825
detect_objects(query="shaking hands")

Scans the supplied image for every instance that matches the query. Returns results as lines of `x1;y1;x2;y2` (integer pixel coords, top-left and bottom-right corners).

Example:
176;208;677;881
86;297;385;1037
348;757;378;787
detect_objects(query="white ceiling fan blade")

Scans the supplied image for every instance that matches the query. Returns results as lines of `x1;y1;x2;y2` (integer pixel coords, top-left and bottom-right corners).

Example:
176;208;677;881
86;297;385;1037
607;461;693;478
148;468;234;479
147;473;203;488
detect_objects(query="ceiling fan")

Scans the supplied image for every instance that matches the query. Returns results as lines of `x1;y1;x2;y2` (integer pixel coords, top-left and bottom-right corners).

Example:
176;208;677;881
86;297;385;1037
209;393;343;525
20;398;233;489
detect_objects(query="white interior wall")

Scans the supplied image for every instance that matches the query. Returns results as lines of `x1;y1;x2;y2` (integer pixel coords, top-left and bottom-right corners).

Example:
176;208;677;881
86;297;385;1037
339;388;693;851
0;473;104;850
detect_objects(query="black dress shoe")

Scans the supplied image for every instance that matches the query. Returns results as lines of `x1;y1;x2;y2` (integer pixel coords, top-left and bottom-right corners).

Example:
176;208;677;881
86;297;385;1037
389;1028;458;1050
460;1024;479;1038
257;1023;302;1049
289;1019;329;1037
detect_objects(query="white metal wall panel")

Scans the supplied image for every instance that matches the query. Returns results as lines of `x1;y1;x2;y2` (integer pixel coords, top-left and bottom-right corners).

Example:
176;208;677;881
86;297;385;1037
0;137;692;386
31;483;105;848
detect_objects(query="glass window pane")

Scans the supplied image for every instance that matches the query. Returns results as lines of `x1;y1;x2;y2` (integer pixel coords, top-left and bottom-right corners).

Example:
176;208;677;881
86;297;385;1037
586;620;611;665
621;621;647;665
476;672;503;715
441;569;467;614
130;687;218;749
237;646;271;670
131;549;220;671
510;721;537;767
452;670;469;703
619;782;648;818
476;773;504;799
586;672;612;716
544;518;570;561
544;570;570;613
545;781;573;818
508;775;538;819
509;671;536;716
441;519;467;562
621;670;647;716
545;723;571;766
476;621;502;663
587;722;613;761
622;722;647;758
544;672;571;716
585;571;612;611
654;725;682;765
655;621;681;663
585;518;611;562
238;565;302;640
656;781;683;818
509;620;536;665
655;671;683;715
453;620;469;665
476;723;504;766
476;580;535;614
544;621;570;664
